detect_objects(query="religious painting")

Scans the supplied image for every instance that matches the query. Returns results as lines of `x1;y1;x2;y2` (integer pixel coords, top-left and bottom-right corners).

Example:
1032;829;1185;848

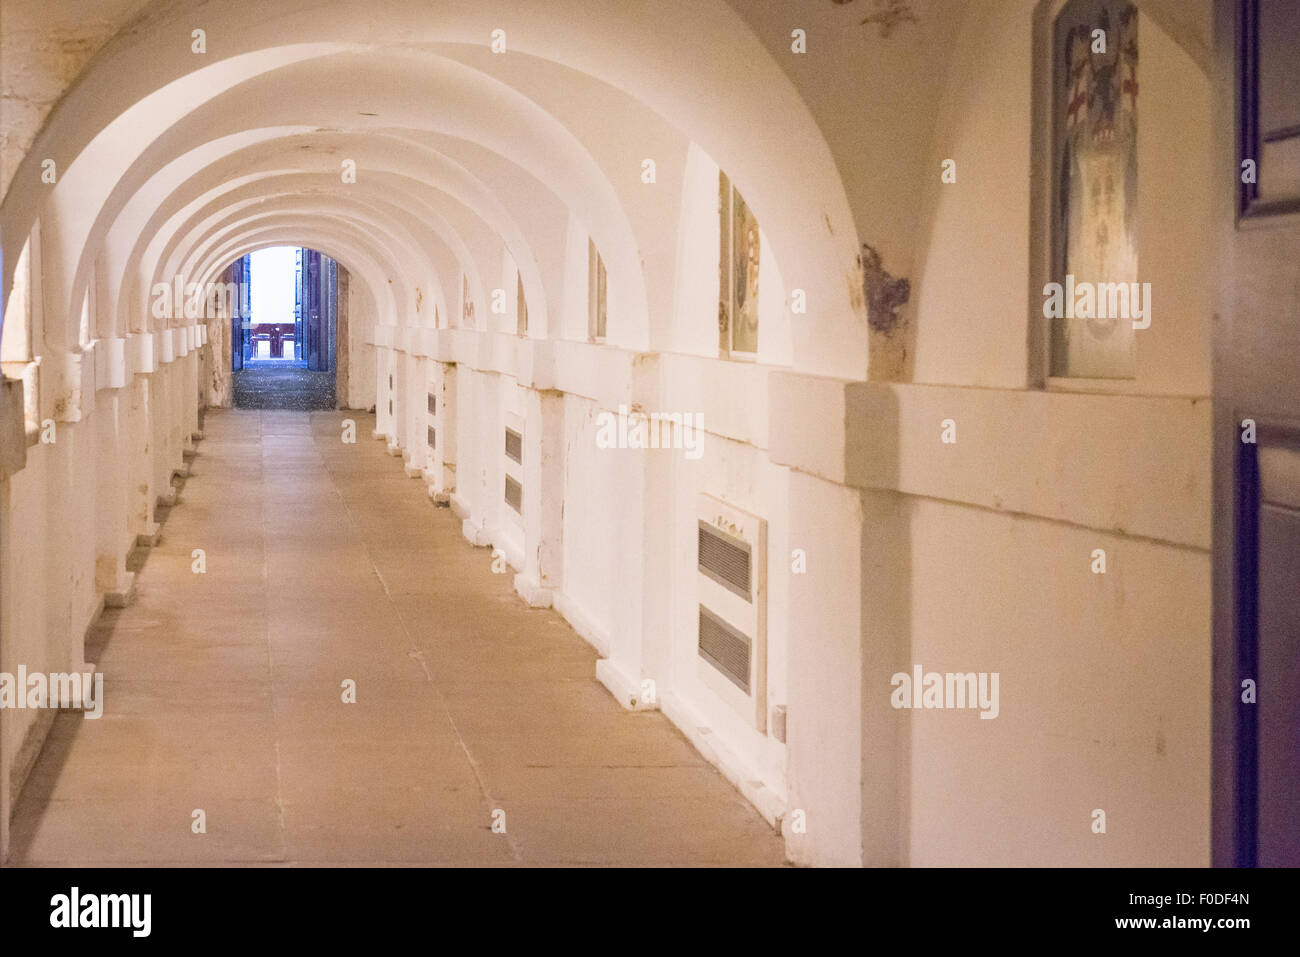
731;188;760;354
517;272;528;336
718;171;732;354
718;171;759;357
588;238;607;339
1050;0;1139;379
462;274;475;328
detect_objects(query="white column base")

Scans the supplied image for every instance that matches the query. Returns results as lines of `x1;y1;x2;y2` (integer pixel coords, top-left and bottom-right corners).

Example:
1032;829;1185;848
596;656;659;712
512;573;552;608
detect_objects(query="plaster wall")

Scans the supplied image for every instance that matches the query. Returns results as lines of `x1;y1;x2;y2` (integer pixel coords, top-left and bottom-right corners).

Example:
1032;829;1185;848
0;0;1219;869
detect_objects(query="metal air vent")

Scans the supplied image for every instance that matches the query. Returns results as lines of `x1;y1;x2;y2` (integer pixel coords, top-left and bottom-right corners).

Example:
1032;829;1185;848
504;475;523;513
504;427;523;465
698;606;751;693
698;521;752;601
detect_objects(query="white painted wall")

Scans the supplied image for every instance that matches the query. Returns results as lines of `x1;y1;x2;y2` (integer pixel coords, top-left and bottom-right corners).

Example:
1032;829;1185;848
0;0;1220;870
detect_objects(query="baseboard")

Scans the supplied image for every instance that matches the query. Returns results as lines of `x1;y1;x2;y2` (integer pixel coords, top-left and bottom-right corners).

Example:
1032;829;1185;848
8;707;57;823
7;657;103;827
486;528;524;574
460;518;492;547
595;656;658;712
551;591;610;658
660;691;787;831
104;575;136;608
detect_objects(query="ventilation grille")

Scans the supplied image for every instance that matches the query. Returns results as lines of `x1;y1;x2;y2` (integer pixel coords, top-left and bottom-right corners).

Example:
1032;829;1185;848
427;426;436;450
698;522;752;600
504;427;523;464
504;475;523;513
427;393;436;415
698;606;750;693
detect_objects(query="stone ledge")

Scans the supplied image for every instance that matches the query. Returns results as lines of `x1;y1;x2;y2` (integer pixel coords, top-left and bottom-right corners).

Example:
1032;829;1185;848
769;374;1211;549
0;377;28;477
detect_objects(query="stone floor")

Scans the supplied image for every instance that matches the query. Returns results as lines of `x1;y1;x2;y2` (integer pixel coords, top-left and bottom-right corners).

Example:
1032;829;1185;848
232;367;336;410
9;410;785;866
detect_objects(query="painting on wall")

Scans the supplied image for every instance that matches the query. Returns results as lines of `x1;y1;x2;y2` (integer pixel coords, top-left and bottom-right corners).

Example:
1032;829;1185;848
718;171;760;357
718;171;732;354
731;188;760;355
595;252;607;339
1051;0;1139;379
462;274;475;328
517;272;528;336
588;238;608;340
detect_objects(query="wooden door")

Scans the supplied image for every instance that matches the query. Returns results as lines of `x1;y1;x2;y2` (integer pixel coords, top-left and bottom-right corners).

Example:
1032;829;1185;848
1213;0;1300;867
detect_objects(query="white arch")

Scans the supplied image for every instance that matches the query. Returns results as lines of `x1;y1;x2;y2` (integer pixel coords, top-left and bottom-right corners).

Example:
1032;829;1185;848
2;0;865;377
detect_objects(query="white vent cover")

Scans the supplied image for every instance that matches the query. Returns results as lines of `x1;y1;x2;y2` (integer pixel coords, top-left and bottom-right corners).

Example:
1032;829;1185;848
696;493;767;731
425;369;438;472
504;427;523;464
504;474;523;513
503;411;525;525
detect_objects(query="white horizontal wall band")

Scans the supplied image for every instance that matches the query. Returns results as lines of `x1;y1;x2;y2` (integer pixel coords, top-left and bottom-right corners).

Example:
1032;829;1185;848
375;327;1210;547
94;338;128;391
127;332;155;375
47;347;96;422
0;378;27;476
769;374;1212;550
371;329;762;417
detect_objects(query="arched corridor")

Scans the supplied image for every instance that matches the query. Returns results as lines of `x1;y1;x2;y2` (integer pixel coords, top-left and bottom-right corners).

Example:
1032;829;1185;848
8;409;783;864
0;0;1296;872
